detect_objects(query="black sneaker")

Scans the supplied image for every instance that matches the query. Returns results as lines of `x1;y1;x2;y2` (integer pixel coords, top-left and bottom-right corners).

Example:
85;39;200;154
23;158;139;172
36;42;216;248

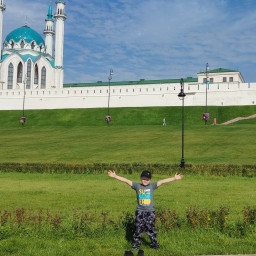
124;250;134;256
137;249;144;256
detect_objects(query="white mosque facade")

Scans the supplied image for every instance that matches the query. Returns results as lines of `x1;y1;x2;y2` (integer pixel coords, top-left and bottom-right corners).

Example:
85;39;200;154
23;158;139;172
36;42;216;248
0;0;66;92
0;0;255;110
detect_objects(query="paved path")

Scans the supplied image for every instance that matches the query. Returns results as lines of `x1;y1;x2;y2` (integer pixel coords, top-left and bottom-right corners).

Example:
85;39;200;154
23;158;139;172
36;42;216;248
220;114;256;125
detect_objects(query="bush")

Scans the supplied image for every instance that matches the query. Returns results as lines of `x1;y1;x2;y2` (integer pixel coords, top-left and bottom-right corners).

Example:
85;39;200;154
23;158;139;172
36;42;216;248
186;206;230;231
0;162;255;177
0;206;255;240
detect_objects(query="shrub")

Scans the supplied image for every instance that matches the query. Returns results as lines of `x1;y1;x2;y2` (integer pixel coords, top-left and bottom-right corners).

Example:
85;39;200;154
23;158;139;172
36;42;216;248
243;206;256;226
156;209;181;230
186;206;229;231
0;162;255;177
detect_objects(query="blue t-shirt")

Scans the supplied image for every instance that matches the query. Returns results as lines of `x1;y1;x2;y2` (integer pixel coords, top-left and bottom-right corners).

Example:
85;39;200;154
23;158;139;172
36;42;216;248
132;182;158;212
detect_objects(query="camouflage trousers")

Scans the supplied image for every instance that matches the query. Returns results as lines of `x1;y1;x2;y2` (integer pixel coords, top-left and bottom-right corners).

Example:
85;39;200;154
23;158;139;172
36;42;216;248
132;211;159;249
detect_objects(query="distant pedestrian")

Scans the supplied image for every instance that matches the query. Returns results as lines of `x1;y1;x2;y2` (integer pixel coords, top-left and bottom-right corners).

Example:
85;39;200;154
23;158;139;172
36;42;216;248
162;118;166;126
213;118;217;125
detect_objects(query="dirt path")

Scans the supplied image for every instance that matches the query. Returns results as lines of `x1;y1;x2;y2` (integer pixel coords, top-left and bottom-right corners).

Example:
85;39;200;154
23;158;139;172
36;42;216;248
220;114;256;125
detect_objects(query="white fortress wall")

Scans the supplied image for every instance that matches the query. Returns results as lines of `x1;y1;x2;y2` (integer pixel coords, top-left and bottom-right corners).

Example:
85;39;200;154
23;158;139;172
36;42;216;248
0;82;255;110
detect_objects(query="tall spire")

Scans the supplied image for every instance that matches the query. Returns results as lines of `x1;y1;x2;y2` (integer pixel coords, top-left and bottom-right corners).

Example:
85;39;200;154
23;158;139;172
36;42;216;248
47;1;53;20
44;1;55;55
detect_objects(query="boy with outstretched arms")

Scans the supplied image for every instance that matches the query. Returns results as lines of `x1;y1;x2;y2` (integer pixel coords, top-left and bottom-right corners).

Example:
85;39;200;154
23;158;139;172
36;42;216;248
108;170;183;250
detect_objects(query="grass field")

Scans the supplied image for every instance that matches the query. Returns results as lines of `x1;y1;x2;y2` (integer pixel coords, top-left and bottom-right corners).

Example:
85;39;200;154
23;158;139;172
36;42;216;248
0;106;256;255
1;172;255;219
0;106;256;164
0;172;256;256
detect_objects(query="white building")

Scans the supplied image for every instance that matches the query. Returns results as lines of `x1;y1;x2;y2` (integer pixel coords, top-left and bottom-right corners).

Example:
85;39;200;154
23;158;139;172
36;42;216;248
0;0;255;111
0;0;66;91
197;68;245;84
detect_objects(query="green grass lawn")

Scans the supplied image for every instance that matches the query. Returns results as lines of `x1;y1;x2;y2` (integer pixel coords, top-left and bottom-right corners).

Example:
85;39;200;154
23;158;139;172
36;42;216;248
0;124;255;164
0;106;255;165
0;172;256;256
0;172;255;220
0;106;256;255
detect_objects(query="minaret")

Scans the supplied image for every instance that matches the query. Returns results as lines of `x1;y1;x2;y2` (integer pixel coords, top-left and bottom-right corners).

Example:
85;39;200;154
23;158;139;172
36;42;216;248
0;0;6;58
54;0;66;88
54;0;66;67
44;2;55;56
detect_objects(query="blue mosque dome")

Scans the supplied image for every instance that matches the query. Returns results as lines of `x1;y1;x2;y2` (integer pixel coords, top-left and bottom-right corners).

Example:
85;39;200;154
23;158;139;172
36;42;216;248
4;25;45;46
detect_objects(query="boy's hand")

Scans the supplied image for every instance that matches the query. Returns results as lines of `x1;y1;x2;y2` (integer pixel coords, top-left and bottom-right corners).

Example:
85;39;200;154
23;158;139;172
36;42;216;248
174;173;183;180
108;170;116;178
107;171;132;186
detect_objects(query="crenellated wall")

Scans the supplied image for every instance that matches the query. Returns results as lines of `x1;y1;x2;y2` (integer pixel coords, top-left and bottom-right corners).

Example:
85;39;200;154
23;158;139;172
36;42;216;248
0;82;255;110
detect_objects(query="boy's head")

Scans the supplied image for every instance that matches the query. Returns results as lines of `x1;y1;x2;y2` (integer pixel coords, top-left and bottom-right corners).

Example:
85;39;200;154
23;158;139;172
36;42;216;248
140;170;151;186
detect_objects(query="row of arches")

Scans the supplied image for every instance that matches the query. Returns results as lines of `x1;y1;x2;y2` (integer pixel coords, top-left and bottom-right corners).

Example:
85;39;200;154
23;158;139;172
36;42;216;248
7;60;46;90
45;25;53;32
5;40;45;52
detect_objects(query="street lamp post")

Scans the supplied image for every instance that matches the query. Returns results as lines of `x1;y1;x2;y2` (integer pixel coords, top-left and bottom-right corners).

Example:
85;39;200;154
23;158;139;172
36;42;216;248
22;78;26;117
20;76;27;126
106;68;114;124
205;63;209;125
178;78;186;168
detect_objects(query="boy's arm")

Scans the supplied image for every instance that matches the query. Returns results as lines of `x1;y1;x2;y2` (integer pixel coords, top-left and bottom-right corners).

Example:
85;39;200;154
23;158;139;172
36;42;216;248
108;170;133;187
157;173;183;187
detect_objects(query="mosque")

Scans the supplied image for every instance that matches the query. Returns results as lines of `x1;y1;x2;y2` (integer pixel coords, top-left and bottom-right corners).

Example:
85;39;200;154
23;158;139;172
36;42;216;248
0;0;255;110
0;0;66;91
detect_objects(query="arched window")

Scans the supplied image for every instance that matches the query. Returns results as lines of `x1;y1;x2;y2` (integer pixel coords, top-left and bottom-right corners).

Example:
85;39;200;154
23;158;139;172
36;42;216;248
11;40;14;49
21;40;25;49
41;67;46;89
26;59;31;89
17;62;23;83
7;63;14;89
31;41;35;50
34;64;38;84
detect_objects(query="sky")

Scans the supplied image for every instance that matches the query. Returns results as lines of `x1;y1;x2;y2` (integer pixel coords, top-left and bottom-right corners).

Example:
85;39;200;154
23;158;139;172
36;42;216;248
2;0;256;83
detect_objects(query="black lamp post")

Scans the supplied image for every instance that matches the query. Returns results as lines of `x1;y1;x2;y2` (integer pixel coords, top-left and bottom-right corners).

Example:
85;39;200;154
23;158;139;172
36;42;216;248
178;78;186;168
106;68;113;124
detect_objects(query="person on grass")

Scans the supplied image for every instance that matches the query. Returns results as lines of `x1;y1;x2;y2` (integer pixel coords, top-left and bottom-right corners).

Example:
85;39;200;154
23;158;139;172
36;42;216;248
108;170;183;251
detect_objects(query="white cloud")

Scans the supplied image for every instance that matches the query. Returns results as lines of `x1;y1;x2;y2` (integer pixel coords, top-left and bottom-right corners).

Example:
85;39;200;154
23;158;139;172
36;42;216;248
2;0;256;83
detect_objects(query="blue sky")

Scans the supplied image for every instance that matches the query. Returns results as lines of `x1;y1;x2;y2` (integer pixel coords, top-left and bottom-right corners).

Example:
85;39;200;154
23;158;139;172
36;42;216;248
2;0;256;83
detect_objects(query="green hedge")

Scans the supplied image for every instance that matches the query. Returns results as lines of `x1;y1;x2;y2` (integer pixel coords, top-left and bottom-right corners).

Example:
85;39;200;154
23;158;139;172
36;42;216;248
0;162;255;177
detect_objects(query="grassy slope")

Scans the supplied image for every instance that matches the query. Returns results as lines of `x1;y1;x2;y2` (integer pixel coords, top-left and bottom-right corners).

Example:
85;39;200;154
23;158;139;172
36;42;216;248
1;105;256;127
0;106;256;164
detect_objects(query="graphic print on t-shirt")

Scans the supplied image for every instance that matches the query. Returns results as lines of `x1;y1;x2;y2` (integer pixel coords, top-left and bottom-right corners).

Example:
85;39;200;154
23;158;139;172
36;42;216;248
138;188;151;206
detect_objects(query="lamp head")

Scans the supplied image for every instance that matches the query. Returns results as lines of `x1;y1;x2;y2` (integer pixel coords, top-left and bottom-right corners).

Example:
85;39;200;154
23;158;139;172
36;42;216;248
178;78;186;98
108;68;114;81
